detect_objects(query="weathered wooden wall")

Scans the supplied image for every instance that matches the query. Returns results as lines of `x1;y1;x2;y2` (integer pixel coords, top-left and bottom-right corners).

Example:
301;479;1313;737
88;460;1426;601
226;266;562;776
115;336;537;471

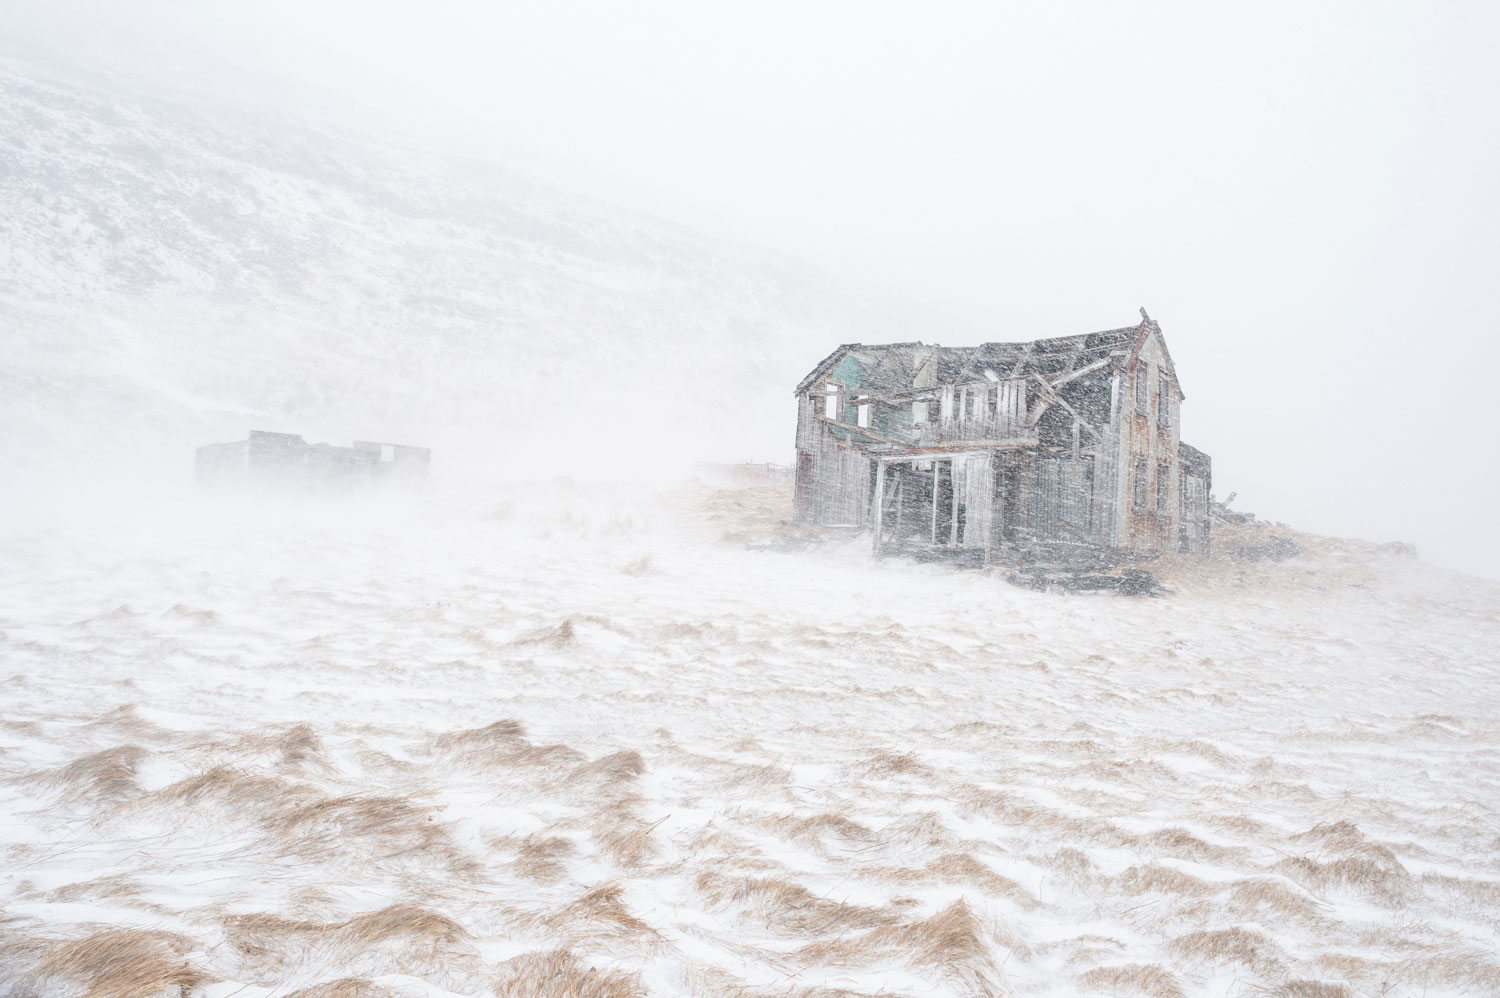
1113;330;1182;553
794;394;872;528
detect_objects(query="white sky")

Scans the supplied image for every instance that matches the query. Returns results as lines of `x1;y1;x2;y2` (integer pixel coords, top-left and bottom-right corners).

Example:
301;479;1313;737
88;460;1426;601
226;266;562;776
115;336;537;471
9;0;1500;577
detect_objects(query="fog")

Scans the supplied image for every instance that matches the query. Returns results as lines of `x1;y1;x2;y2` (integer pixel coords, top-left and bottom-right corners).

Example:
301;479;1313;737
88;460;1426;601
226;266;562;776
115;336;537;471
5;9;1500;995
5;0;1498;576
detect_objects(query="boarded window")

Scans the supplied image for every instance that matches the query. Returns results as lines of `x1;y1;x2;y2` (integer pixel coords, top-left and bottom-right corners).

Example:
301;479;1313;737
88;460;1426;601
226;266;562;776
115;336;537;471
1135;366;1150;413
1132;457;1149;512
1030;456;1093;541
1157;374;1171;428
970;385;991;422
1156;461;1171;514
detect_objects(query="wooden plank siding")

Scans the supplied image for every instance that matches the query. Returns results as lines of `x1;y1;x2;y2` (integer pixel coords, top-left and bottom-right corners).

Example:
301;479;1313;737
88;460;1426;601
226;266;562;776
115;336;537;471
793;315;1209;560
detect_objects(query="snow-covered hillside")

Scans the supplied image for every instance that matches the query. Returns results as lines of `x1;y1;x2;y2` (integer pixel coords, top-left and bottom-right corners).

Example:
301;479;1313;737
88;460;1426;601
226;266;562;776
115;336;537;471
0;60;875;491
1;484;1497;998
4;53;1499;998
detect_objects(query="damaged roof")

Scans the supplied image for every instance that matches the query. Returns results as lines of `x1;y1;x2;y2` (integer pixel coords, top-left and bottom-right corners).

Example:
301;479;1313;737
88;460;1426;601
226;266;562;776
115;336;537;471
795;310;1181;397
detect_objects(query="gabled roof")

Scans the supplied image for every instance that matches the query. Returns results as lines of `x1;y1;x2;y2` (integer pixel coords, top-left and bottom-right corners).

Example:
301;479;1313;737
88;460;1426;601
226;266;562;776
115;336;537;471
794;343;859;396
792;341;923;395
950;326;1138;383
793;310;1183;396
1123;310;1184;397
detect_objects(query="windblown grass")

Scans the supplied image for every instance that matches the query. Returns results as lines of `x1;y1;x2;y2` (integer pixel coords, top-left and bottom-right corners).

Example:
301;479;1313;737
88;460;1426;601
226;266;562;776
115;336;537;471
43;745;147;801
1077;963;1186;998
492;948;644;998
697;870;898;934
10;929;212;998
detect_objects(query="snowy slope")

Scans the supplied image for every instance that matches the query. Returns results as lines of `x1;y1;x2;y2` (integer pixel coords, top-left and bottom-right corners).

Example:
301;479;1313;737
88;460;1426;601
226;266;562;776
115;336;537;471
0;484;1497;998
3;54;1499;998
0;59;875;490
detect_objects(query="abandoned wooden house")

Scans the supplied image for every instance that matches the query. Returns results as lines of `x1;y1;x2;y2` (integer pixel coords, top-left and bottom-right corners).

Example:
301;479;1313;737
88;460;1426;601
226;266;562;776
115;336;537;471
793;309;1212;560
195;430;430;491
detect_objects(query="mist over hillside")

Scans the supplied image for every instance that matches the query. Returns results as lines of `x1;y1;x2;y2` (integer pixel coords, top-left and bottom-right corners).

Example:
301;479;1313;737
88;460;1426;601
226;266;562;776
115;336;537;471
0;58;897;501
4;28;1500;998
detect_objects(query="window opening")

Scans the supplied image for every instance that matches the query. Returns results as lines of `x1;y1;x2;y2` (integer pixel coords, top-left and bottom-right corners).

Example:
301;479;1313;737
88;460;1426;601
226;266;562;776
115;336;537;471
1132;457;1149;512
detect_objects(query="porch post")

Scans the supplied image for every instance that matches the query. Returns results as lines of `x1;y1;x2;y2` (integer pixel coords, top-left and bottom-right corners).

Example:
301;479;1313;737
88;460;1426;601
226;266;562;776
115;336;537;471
931;461;940;544
950;459;960;546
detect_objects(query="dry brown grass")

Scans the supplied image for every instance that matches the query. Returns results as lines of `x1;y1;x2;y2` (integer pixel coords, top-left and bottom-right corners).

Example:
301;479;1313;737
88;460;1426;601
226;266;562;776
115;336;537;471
1225;878;1330;925
1290;819;1367;850
434;718;527;753
1141;826;1240;863
958;785;1136;848
864;853;1038;910
795;897;1010;995
513;833;577;883
220;911;322;966
541;882;658;945
1270;854;1411;903
587;795;659;866
1382;951;1500;992
45;744;147;800
432;719;587;773
1269;982;1354;998
1421;871;1500;904
512;619;579;649
46;873;145;902
284;977;403;998
877;811;959;849
1077;963;1185;998
1113;864;1214;898
775;812;877;850
340;903;470;946
10;929;213;998
507;743;592;769
860;750;934;779
1153;738;1240;768
697;870;898;934
1308;952;1386;985
201;723;331;769
221;903;475;980
266;792;462;867
80;704;160;737
152;764;312;810
273;723;327;767
493;948;644;998
566;749;646;785
1041;847;1095;878
682;963;895;998
1166;925;1286;974
713;760;791;793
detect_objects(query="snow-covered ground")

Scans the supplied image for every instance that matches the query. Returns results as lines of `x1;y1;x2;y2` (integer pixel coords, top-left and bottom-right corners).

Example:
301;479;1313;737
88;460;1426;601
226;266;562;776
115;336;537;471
4;51;1499;998
2;483;1497;998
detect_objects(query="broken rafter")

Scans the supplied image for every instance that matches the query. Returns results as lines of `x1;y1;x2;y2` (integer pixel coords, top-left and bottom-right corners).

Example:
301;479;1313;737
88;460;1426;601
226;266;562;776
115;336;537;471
1025;373;1099;438
1008;342;1035;379
814;415;909;446
811;387;936;406
1047;355;1113;390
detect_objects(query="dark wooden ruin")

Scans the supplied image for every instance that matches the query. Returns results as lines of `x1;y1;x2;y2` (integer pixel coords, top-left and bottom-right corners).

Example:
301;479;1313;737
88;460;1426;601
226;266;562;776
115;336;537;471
195;430;430;492
792;310;1212;564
